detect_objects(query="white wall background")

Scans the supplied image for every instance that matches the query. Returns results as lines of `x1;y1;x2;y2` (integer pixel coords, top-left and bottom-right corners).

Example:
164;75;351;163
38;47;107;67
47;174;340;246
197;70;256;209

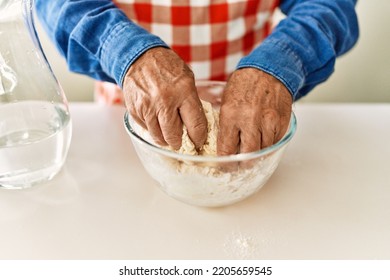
36;0;390;103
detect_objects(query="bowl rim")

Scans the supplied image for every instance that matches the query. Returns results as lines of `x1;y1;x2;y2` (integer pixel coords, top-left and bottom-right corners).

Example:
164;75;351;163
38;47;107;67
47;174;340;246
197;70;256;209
124;110;297;163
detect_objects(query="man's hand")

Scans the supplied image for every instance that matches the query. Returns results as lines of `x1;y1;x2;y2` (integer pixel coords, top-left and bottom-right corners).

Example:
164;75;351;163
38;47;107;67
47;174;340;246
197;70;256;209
123;47;207;150
217;68;293;155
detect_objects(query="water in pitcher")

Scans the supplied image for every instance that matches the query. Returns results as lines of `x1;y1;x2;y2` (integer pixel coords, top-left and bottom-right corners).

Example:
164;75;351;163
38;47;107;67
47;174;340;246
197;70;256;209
0;0;72;188
0;101;72;188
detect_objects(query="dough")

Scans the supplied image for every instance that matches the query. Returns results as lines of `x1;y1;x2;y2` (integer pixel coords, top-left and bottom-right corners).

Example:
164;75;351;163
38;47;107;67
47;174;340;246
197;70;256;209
129;100;280;207
174;100;219;156
130;100;219;155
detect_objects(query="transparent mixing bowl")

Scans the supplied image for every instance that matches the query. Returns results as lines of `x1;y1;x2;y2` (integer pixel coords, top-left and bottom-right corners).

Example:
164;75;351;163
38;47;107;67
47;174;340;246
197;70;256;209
124;81;297;207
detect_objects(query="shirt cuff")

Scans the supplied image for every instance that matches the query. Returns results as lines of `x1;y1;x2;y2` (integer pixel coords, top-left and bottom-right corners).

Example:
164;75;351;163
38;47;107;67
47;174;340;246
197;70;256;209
236;38;306;101
100;21;168;87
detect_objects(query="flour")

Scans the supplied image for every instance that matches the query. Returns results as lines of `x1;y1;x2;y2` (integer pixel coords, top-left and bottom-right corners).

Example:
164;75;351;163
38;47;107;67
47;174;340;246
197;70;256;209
223;231;258;259
130;101;284;207
223;229;277;259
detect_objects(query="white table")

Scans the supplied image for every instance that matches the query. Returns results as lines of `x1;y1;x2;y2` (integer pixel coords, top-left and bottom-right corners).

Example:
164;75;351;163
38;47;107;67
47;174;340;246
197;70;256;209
0;103;389;260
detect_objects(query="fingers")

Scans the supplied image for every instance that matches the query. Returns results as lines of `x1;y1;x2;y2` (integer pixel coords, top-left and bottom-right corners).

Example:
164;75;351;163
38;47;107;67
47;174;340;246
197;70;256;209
179;96;208;150
144;115;167;147
158;109;183;150
239;128;261;154
218;111;284;156
131;105;184;149
218;120;276;156
127;99;168;146
217;117;240;156
238;127;262;170
127;104;147;130
260;110;280;149
275;113;291;142
217;118;240;171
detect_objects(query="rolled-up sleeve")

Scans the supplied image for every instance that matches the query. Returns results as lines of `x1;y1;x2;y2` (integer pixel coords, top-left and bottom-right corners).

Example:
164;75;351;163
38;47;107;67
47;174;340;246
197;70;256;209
237;0;359;100
35;0;168;86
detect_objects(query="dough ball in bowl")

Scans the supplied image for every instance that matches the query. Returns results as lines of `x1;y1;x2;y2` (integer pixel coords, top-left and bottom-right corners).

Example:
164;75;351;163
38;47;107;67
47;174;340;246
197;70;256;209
124;81;297;207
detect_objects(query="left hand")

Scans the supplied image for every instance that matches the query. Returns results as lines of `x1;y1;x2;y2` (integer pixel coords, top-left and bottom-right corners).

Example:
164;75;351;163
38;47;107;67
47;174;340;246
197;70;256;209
217;68;293;155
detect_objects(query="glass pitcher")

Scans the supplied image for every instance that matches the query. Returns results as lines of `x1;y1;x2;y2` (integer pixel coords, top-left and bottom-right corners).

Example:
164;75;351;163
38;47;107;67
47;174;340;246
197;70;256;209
0;0;72;189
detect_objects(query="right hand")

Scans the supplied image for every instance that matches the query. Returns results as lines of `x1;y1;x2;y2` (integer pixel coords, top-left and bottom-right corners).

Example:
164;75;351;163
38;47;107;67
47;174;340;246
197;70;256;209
123;47;208;150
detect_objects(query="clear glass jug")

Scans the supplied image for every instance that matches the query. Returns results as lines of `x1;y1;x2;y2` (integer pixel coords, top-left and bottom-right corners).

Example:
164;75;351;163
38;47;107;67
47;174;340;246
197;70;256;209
0;0;72;189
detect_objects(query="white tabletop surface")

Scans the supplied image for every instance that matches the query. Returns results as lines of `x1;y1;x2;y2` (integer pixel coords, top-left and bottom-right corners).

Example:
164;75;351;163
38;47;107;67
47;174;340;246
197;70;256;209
0;103;389;260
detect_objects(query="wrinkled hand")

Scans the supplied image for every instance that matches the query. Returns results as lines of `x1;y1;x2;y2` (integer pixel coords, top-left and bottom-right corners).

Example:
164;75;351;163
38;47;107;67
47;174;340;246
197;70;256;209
217;68;293;155
123;47;207;150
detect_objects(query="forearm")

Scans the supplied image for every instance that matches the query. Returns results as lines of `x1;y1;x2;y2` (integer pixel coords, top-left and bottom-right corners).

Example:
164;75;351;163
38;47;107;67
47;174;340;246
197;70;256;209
35;0;167;86
237;0;359;100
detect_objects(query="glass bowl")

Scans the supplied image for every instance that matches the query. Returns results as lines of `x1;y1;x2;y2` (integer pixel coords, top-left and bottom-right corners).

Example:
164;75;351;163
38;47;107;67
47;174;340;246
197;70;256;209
124;81;297;207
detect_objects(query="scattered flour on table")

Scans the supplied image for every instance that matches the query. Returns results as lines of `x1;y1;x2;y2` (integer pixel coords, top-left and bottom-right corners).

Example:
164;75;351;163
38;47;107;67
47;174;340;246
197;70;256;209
131;101;282;207
223;231;260;259
223;229;278;259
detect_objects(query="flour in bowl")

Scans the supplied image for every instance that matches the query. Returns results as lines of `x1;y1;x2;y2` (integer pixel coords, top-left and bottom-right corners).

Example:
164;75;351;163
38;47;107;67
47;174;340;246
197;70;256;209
129;100;285;207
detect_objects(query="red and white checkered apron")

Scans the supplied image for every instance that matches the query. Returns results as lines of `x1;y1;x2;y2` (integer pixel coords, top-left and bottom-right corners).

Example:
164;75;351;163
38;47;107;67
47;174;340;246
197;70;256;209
96;0;279;104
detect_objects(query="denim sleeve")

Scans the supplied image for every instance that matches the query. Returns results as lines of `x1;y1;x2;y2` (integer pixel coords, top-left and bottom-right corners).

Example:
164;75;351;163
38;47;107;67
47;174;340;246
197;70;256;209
35;0;168;87
237;0;359;100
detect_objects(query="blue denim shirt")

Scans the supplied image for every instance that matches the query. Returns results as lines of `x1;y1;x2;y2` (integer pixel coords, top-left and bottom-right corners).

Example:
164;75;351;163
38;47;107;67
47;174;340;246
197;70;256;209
35;0;359;100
